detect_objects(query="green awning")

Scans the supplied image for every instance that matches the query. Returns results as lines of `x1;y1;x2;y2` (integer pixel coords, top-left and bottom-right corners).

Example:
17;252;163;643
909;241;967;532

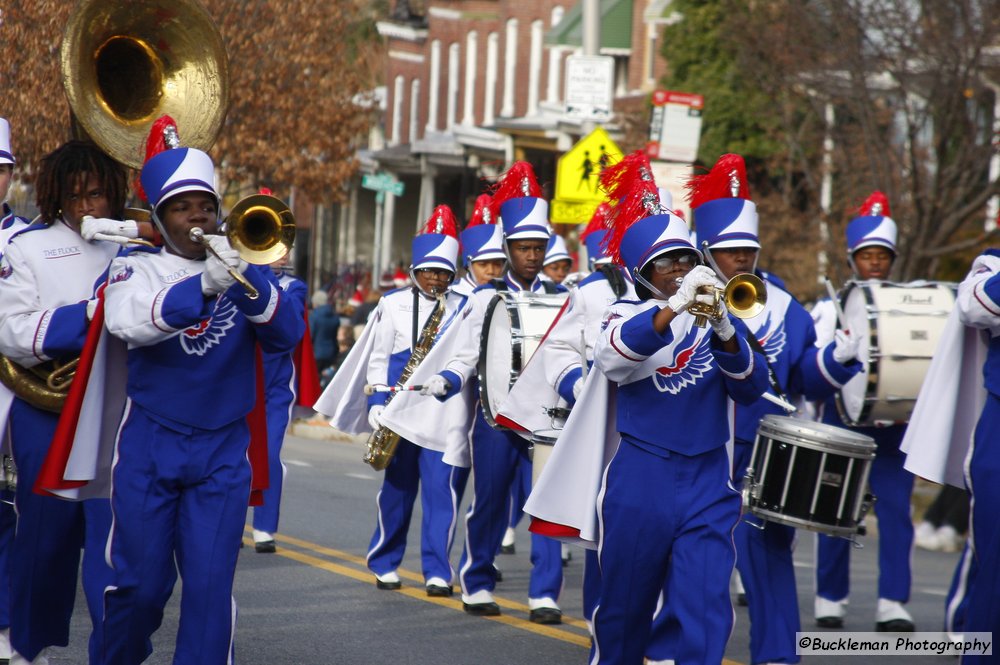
545;0;633;53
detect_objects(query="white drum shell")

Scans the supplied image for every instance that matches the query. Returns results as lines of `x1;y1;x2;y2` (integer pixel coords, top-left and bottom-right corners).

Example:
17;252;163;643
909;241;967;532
837;280;955;426
530;428;561;487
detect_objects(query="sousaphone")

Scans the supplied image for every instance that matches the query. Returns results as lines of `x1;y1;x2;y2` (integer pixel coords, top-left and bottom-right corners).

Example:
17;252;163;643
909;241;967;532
60;0;229;168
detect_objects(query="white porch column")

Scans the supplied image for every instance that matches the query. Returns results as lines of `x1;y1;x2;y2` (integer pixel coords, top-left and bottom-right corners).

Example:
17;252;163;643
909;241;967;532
390;75;404;145
446;42;460;130
501;19;518;117
484;32;499;125
527;20;543;116
426;40;441;133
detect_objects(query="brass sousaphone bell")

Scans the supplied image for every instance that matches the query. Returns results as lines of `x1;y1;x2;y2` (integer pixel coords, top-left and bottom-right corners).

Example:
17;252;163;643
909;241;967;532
60;0;229;168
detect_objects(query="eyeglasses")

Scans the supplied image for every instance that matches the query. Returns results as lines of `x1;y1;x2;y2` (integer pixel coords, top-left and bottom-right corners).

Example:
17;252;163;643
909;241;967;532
415;268;453;278
651;254;698;274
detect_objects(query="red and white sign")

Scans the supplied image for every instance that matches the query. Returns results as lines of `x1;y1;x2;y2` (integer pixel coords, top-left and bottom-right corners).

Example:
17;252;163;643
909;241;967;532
646;90;704;163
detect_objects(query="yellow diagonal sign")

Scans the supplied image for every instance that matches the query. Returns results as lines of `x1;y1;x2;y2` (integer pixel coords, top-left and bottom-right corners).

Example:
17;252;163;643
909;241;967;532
551;127;622;224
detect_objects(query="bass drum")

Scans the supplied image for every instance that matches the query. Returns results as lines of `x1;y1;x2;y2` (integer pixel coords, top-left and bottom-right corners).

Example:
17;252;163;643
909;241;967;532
478;291;567;428
837;280;955;426
743;415;876;538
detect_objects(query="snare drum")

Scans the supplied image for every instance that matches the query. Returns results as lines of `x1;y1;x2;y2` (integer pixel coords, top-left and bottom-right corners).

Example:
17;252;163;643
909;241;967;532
837;280;955;426
530;429;561;487
478;291;568;427
743;415;876;538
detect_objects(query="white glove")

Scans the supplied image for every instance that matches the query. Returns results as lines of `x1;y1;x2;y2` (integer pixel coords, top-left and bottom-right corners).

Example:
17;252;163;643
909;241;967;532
200;238;247;296
667;265;722;313
420;374;451;397
85;298;99;321
367;405;385;430
709;303;736;341
572;377;583;400
832;329;860;364
81;216;138;242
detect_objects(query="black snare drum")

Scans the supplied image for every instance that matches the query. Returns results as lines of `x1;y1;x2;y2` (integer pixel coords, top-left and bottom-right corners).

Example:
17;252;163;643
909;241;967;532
743;415;875;538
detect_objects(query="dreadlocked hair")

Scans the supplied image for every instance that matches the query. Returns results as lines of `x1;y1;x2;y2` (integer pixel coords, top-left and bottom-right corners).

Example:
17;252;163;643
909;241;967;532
35;140;127;224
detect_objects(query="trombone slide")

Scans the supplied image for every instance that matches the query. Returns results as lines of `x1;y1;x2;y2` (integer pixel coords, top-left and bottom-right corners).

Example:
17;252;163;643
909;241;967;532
189;228;260;300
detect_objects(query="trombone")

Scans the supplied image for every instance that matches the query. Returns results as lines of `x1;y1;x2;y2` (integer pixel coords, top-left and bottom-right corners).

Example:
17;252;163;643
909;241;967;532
189;194;297;300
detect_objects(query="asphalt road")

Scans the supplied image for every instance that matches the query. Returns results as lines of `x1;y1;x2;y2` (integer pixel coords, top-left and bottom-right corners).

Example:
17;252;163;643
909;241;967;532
48;429;966;664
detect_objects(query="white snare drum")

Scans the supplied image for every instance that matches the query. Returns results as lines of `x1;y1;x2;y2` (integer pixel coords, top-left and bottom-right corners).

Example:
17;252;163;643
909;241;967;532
837;280;955;426
530;429;561;487
1;454;15;505
478;291;568;428
743;415;875;538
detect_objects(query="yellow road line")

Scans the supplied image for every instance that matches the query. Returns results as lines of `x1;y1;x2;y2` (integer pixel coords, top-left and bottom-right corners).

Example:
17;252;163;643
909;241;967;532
243;529;745;664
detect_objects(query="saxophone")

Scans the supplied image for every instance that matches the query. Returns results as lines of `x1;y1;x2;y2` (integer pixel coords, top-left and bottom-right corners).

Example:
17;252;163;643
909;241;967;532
363;292;447;470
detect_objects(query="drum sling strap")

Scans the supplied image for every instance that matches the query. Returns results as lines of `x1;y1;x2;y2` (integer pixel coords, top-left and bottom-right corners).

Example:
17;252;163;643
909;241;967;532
743;331;788;401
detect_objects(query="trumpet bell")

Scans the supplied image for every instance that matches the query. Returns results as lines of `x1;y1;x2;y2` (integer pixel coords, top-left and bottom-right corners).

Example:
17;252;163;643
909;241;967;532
725;273;767;320
60;0;229;169
225;194;297;265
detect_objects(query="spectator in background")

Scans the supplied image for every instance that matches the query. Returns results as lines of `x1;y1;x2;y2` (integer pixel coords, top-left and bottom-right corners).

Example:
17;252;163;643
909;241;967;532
915;485;969;553
309;290;339;377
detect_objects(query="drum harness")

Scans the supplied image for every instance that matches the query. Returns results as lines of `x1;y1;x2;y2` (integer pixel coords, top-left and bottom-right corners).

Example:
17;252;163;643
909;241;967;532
742;332;789;412
489;277;561;295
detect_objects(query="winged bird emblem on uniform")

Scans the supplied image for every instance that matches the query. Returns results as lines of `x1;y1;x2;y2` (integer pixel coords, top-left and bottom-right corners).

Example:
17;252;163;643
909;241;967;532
753;311;786;364
652;326;713;394
180;296;237;356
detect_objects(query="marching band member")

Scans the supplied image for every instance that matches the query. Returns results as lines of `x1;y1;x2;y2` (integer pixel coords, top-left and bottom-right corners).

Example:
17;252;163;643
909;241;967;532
315;205;470;597
587;166;769;664
451;194;505;299
99;144;304;665
943;250;1000;662
0;140;125;665
811;192;917;632
419;162;567;622
541;233;573;284
690;154;862;665
0;116;28;664
251;253;312;553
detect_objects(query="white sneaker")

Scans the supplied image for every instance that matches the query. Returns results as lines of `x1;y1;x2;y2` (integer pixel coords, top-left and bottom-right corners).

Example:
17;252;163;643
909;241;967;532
11;648;49;665
528;596;560;611
0;628;11;659
501;527;516;548
815;596;848;628
935;526;963;553
462;589;495;605
876;598;914;631
914;521;940;551
252;529;274;544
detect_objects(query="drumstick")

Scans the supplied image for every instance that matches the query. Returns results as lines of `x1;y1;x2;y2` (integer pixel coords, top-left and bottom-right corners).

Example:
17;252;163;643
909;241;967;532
823;277;847;330
363;384;424;395
761;391;797;413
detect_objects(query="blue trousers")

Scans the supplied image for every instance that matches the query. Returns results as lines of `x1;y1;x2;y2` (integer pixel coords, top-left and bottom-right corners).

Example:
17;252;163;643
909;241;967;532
9;398;113;663
0;491;14;630
506;455;531;532
459;409;562;600
816;426;914;603
946;541;974;635
252;397;294;535
733;439;801;665
101;404;251;665
367;438;469;583
591;439;739;665
962;394;1000;664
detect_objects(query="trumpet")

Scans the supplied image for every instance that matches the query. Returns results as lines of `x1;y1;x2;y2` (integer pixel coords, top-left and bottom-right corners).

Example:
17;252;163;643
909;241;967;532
189;193;297;301
687;273;767;327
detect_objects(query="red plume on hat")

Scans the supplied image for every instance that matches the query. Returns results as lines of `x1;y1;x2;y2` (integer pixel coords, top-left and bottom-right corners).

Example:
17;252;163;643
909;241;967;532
489;161;543;220
421;204;459;238
599;151;661;266
685;153;750;209
135;115;180;204
580;202;612;241
466;194;494;228
857;191;891;217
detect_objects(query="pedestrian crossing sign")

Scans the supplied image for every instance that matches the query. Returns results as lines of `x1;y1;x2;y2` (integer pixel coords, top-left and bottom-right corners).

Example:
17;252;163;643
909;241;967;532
551;127;622;224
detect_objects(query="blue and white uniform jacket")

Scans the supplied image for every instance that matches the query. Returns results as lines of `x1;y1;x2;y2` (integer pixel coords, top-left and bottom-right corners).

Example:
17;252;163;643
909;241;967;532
595;300;769;457
262;272;307;402
0;203;28;259
0;221;116;369
544;265;635;406
102;248;304;430
449;273;477;299
366;286;466;410
734;283;861;443
957;250;1000;398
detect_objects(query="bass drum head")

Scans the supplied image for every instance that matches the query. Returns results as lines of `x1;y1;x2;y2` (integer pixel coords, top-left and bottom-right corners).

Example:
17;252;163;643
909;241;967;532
478;294;516;427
